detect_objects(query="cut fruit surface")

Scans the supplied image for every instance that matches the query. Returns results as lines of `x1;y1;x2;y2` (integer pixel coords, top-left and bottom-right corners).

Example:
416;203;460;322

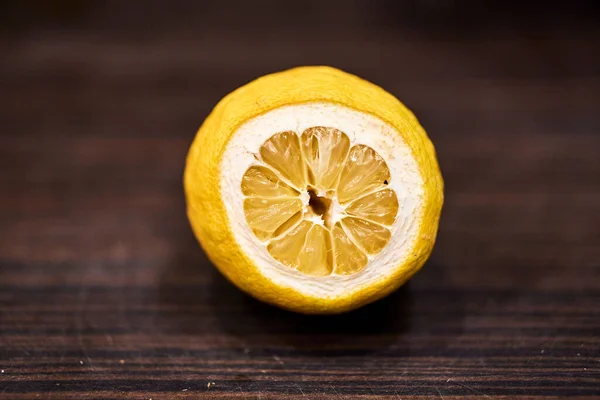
345;189;398;225
260;131;306;189
331;223;369;275
337;145;391;204
301;127;350;190
241;166;299;197
184;66;443;314
243;197;303;241
241;127;399;276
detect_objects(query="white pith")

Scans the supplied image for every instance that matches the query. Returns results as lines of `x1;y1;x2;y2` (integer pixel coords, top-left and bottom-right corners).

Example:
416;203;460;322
220;102;424;298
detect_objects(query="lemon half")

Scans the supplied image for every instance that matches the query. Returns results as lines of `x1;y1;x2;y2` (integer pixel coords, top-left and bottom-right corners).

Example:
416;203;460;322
184;66;443;314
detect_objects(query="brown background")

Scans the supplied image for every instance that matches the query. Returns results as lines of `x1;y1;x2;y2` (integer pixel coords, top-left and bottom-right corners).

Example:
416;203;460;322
1;1;599;398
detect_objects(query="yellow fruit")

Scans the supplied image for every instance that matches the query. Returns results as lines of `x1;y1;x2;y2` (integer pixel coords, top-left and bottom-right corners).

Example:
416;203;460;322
184;66;443;314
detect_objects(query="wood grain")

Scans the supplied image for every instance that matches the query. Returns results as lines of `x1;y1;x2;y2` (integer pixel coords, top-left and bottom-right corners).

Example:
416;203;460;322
1;1;599;398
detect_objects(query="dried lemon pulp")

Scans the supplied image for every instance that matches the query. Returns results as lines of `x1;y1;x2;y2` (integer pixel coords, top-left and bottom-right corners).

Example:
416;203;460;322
241;126;399;277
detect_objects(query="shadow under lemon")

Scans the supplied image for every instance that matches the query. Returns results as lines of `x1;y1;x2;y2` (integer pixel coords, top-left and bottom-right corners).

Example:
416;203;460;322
159;230;408;352
158;219;466;358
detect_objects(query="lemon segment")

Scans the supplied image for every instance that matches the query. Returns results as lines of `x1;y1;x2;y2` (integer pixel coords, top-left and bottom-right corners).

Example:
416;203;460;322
296;224;333;277
331;223;369;275
241;166;299;197
301;127;350;191
340;216;391;255
243;197;303;241
267;220;313;269
337;145;391;204
345;189;399;225
272;211;303;238
259;131;306;190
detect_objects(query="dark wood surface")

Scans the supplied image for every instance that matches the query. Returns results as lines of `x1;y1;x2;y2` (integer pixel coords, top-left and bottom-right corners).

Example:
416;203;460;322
1;2;599;398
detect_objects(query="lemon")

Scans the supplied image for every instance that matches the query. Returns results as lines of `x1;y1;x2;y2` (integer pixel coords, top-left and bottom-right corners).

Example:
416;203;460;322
184;66;443;314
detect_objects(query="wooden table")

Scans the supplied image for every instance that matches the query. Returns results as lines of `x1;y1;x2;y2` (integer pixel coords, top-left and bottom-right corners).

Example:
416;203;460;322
1;2;599;398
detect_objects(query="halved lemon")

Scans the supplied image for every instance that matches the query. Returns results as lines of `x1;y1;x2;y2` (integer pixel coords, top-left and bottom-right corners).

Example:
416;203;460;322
184;66;443;314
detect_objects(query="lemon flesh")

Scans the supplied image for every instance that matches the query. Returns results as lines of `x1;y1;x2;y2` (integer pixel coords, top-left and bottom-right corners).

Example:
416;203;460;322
242;127;398;276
